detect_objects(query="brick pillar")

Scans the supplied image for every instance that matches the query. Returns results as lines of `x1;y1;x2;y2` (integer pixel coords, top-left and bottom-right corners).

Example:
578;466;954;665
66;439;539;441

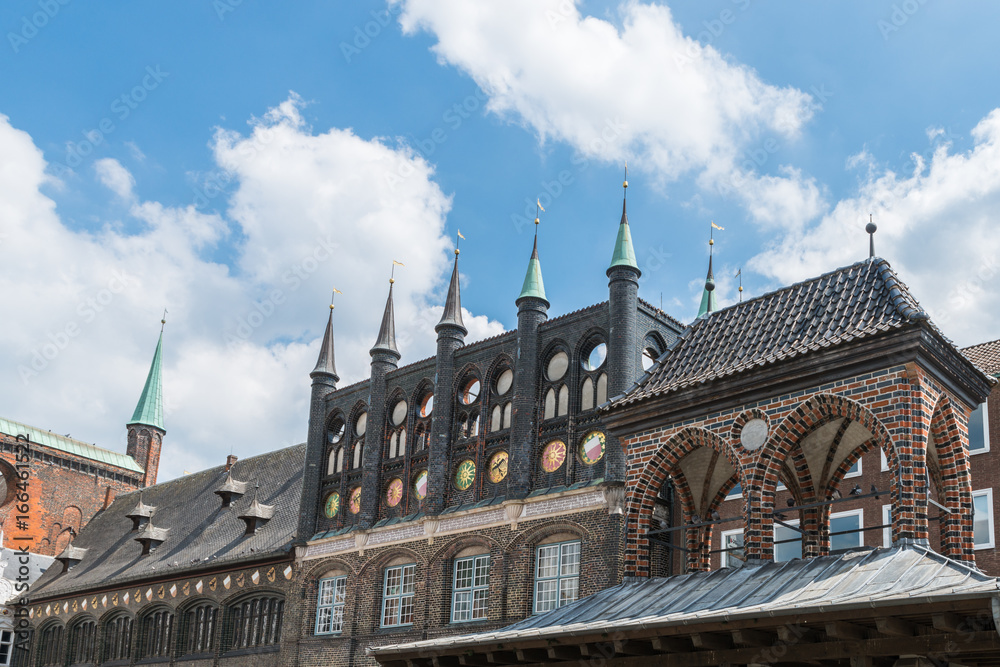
360;351;398;527
126;424;164;487
508;295;548;499
606;265;640;483
296;371;337;544
426;325;465;514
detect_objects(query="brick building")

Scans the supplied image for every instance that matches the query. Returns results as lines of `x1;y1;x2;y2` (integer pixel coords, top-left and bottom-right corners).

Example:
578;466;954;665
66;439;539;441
0;330;165;560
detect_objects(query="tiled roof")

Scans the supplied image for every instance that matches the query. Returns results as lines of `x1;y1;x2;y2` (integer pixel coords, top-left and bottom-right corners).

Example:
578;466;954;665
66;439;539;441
31;443;306;599
963;338;1000;376
612;258;930;407
370;545;1000;658
0;417;143;473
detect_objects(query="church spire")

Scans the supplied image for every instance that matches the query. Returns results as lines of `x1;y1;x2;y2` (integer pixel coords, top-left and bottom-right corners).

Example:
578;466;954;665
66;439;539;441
697;229;718;318
129;324;165;431
371;271;400;357
311;291;339;381
518;207;547;303
437;243;467;335
608;165;638;271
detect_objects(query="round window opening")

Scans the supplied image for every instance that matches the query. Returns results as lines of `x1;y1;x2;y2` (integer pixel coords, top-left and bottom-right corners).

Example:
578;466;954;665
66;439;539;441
740;418;768;451
460;378;481;405
582;343;607;371
495;369;513;395
327;417;346;445
419;394;434;417
391;401;408;426
546;352;569;381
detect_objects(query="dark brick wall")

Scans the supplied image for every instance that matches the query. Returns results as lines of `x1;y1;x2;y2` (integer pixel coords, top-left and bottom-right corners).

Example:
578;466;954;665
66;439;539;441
0;432;143;557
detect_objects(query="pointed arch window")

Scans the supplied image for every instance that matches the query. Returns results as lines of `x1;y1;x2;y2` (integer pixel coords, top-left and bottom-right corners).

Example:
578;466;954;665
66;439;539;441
37;623;64;667
490;405;503;433
103;613;133;663
596;373;608;406
69;618;96;665
388;428;406;459
227;596;284;650
183;602;218;656
581;377;595;411
414;423;428;452
502;402;512;429
139;608;174;659
353;441;364;469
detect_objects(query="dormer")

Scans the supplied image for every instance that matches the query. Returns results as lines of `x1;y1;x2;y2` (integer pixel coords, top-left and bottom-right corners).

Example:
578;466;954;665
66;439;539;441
214;470;247;508
134;521;169;555
55;545;87;573
238;488;274;536
126;495;155;532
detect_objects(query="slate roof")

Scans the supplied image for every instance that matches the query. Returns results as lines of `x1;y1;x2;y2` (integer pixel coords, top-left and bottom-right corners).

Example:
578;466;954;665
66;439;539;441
369;545;1000;658
0;417;143;473
31;443;306;599
612;258;931;406
963;338;1000;377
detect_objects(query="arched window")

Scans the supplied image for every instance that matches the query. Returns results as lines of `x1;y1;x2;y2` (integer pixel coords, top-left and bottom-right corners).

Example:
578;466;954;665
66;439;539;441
470;414;480;437
228;596;284;650
182;602;218;656
387;429;406;459
581;377;595;411
353;441;364;469
557;385;569;417
458;415;468;439
502;402;512;429
414;424;428;452
103;613;133;663
139;608;174;659
490;405;502;433
37;623;64;667
596;373;608;405
326;448;338;476
544;388;556;420
69;618;97;665
335;447;344;473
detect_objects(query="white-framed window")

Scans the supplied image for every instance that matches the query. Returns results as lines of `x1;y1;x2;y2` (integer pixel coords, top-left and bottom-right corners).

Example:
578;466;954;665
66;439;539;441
973;488;995;549
721;528;744;568
969;400;990;454
0;629;12;666
315;576;347;635
533;541;581;614
773;519;802;562
882;504;892;548
830;508;863;552
844;458;862;479
725;482;742;500
451;555;490;623
381;564;416;627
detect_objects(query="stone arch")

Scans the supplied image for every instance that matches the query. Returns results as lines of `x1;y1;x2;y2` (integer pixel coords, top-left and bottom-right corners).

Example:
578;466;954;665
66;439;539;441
753;393;899;560
429;534;502;564
928;394;975;561
357;546;426;579
625;426;742;575
303;556;358;581
506;518;592;552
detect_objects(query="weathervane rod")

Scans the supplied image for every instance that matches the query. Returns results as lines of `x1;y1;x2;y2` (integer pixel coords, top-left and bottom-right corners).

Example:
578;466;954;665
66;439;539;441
160;308;168;332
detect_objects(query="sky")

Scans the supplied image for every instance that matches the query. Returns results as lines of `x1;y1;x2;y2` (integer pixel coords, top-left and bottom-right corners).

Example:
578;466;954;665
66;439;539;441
2;1;999;482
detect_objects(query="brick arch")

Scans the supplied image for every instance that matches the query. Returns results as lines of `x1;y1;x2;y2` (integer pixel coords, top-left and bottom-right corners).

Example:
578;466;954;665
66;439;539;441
505;518;592;552
219;587;286;608
929;394;975;561
356;546;426;579
429;534;502;564
625;426;742;576
303;556;358;581
452;361;482;393
573;326;609;362
752;393;899;560
409;378;435;408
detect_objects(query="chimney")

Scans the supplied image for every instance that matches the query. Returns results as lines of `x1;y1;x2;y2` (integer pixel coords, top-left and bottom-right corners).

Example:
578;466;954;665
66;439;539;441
226;454;238;471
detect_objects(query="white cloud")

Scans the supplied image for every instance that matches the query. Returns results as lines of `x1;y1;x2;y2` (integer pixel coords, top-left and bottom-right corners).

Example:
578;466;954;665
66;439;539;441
0;99;503;482
95;157;136;201
393;0;821;226
750;109;1000;347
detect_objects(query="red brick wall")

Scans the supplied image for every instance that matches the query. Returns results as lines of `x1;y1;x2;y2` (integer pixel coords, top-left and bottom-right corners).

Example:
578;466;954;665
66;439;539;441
0;433;142;557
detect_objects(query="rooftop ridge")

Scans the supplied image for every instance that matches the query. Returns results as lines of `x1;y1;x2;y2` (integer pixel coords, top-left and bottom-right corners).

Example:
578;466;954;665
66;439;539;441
0;417;143;473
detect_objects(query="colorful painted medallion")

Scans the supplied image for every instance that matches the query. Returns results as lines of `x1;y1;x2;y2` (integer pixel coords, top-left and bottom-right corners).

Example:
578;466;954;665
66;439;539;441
488;451;509;483
324;492;340;518
541;440;567;473
348;487;361;515
455;460;476;491
413;470;429;500
386;478;404;507
579;431;606;465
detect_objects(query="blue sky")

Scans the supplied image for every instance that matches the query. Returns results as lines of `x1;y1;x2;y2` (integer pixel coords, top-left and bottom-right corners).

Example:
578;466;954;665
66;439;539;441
2;1;999;480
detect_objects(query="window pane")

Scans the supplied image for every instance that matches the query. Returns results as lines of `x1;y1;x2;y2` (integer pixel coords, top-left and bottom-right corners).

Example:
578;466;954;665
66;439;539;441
974;493;992;546
723;531;744;568
560;542;581;576
455;559;473;589
316;607;331;634
774;524;802;562
536;545;560;578
559;577;579;606
535;580;557;613
382;598;399;626
331;605;345;633
474;556;490;587
830;513;862;551
472;589;489;619
970;404;987;451
453;591;471;622
334;578;347;604
401;565;415;594
319;579;335;605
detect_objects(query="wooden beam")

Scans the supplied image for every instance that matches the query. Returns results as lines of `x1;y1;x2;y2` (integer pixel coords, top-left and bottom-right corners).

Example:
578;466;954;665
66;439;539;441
545;646;578;661
932;612;965;632
731;628;773;647
825;620;869;641
514;648;547;663
691;632;733;650
458;655;491;667
612;639;656;656
875;616;917;637
651;636;691;653
778;624;822;644
486;651;519;664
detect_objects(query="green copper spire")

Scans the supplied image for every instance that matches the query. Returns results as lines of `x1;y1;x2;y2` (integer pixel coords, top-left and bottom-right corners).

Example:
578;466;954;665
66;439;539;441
608;199;638;271
697;253;717;318
518;235;547;301
129;330;164;431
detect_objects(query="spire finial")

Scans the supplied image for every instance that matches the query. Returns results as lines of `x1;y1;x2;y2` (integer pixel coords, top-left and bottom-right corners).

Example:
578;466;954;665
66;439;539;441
160;309;167;332
390;260;404;284
623;161;628;197
534;199;544;240
330;288;342;311
866;214;878;258
455;229;465;256
736;268;743;302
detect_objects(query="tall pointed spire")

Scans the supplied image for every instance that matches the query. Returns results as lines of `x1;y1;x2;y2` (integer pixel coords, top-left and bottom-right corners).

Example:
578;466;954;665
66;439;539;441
312;292;339;380
371;275;399;356
437;248;467;334
609;165;638;271
129;325;165;431
518;232;547;302
697;239;718;318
